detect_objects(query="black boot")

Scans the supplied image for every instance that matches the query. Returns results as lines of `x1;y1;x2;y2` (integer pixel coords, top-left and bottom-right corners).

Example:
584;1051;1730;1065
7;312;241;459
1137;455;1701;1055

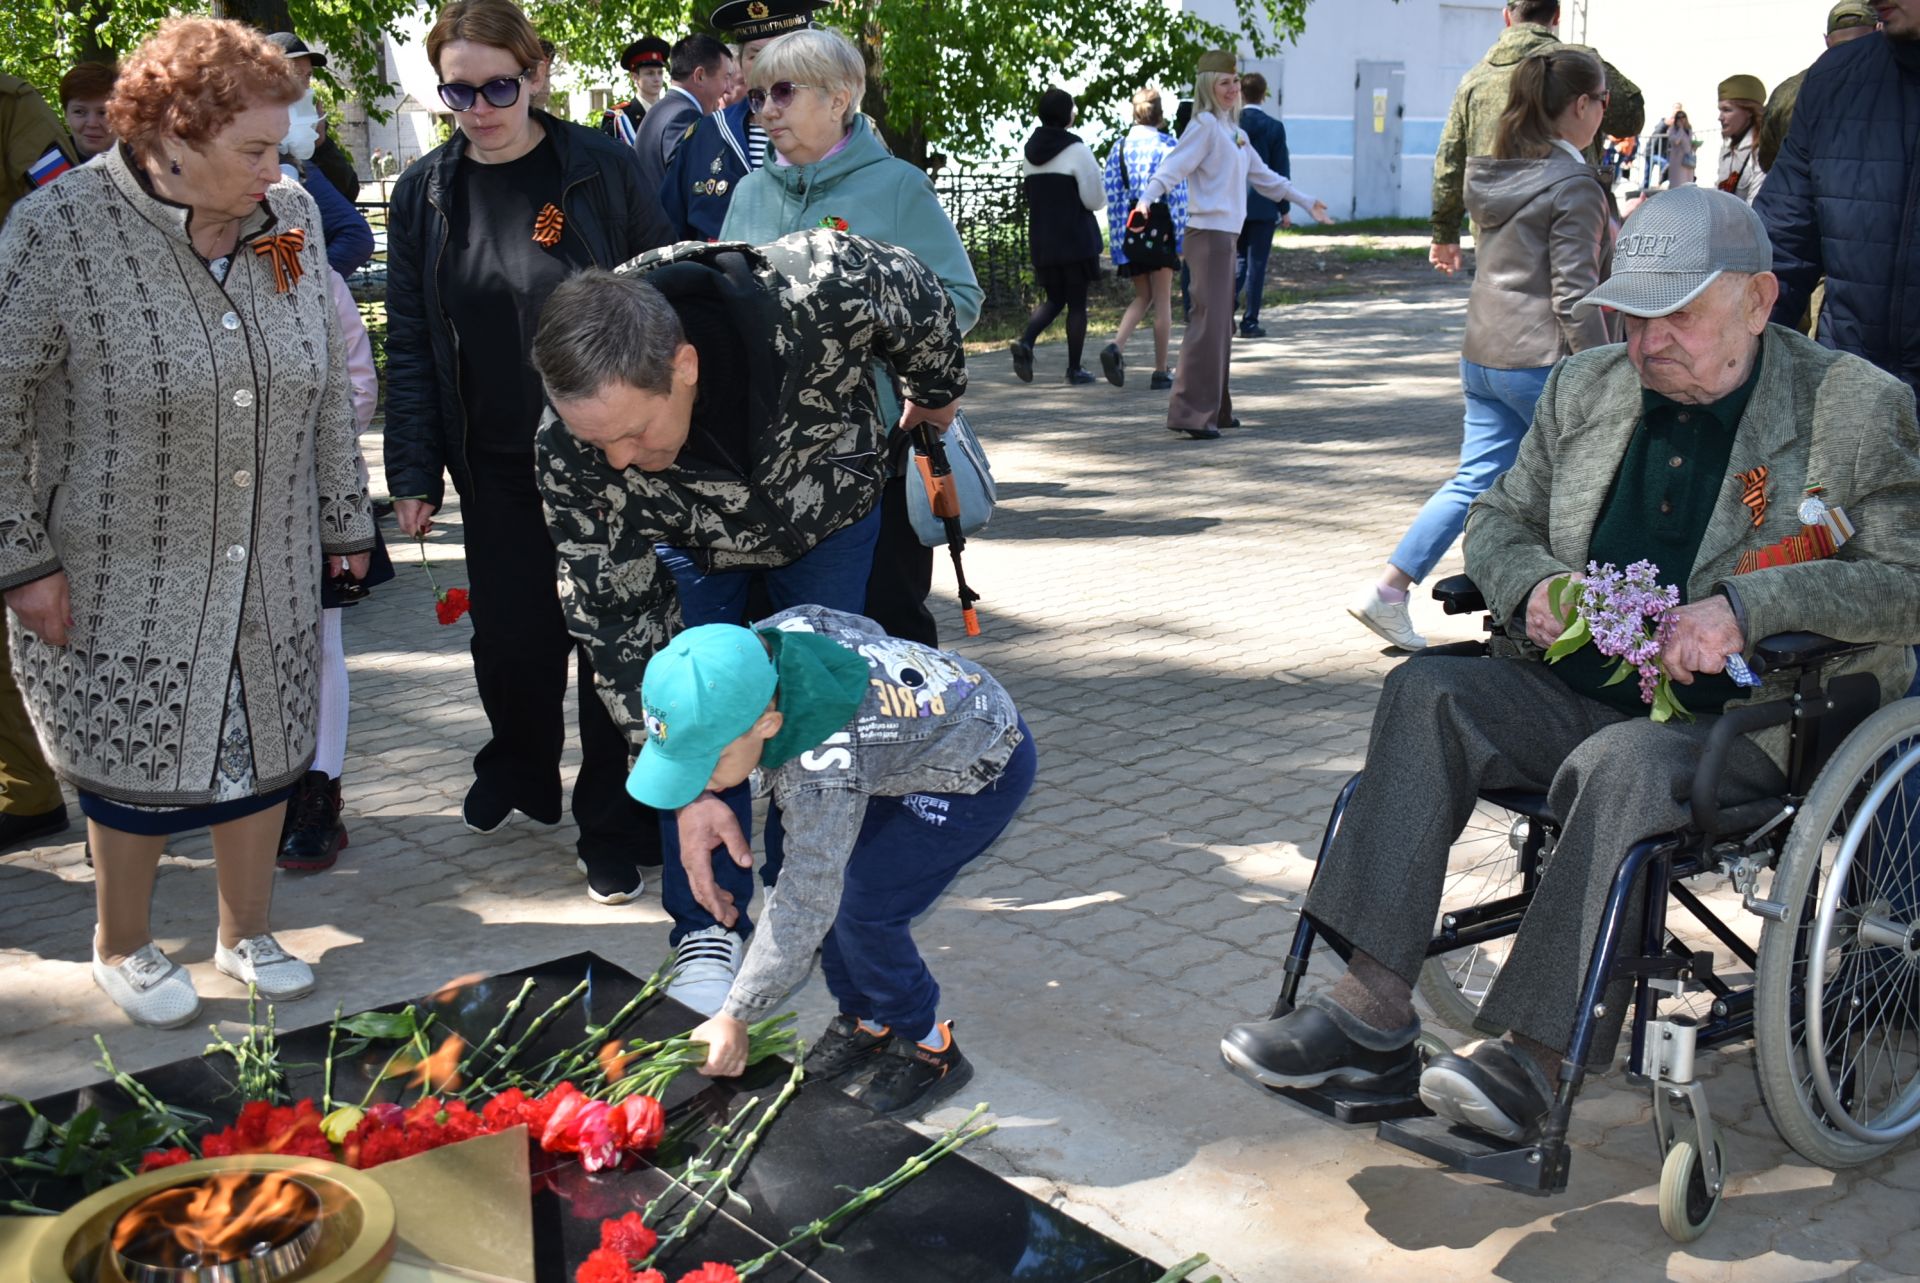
278;771;346;872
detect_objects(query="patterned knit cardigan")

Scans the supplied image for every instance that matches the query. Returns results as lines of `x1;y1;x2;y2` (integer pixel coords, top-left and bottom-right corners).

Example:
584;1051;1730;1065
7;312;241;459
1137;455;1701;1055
0;146;374;806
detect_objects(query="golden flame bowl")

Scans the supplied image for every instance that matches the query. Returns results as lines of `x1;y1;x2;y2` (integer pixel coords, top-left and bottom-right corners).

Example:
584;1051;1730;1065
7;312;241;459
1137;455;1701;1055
29;1156;396;1283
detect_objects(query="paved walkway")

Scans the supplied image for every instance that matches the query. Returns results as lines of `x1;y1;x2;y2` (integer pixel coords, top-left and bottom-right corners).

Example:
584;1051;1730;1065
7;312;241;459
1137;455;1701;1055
5;267;1917;1281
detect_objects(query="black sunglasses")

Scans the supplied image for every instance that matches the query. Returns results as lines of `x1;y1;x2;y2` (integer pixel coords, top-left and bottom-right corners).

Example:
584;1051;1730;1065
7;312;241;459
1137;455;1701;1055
746;81;815;114
437;69;531;113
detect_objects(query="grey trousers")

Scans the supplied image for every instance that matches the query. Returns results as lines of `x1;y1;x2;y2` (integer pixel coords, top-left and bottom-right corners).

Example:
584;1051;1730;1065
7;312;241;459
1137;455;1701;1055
1303;653;1785;1054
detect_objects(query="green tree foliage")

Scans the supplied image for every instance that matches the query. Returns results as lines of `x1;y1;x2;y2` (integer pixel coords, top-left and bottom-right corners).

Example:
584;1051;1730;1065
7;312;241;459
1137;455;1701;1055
6;0;1314;167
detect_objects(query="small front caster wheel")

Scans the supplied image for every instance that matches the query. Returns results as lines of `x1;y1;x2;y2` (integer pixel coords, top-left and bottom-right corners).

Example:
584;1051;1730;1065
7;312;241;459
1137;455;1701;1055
1658;1138;1725;1242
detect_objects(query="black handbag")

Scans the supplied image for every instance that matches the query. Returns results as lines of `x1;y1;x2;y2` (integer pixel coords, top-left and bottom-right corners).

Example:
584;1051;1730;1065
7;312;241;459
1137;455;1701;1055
1116;146;1181;271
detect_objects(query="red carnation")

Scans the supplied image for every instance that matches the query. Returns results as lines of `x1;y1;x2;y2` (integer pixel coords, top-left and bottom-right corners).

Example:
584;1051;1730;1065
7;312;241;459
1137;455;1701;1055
599;1211;658;1260
481;1088;526;1129
576;1247;641;1283
613;1095;665;1152
435;587;471;625
676;1265;740;1283
138;1147;194;1173
540;1085;592;1154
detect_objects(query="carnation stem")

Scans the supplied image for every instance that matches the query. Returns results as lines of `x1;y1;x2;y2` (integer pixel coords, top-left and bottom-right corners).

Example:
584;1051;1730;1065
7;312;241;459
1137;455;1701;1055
93;1036;202;1152
527;965;671;1088
415;534;441;595
640;1092;759;1228
642;1059;804;1270
465;979;588;1097
323;1004;342;1113
451;977;538;1099
1148;1255;1221;1283
732;1104;996;1278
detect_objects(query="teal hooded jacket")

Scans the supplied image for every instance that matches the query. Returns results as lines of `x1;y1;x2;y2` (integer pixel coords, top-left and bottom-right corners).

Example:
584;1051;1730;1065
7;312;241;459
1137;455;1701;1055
721;114;982;430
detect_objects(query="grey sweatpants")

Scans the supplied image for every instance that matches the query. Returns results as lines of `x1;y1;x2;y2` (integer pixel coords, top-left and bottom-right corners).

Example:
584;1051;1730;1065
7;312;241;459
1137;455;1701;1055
1303;653;1784;1054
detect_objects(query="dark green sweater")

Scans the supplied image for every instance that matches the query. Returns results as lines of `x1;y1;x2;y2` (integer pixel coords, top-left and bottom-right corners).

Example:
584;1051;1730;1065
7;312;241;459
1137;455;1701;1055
1552;355;1763;716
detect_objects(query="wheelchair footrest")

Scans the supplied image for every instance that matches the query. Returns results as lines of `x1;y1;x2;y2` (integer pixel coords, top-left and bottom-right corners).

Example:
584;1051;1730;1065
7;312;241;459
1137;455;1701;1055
1263;1069;1430;1125
1376;1115;1568;1195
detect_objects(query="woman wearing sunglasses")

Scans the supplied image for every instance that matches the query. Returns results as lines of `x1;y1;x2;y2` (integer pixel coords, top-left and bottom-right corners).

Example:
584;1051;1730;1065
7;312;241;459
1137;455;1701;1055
383;0;675;906
719;26;981;649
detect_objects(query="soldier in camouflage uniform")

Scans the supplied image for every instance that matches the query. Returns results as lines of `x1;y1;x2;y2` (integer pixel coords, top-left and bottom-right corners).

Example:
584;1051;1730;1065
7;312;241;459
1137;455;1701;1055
1429;0;1644;274
530;228;968;1011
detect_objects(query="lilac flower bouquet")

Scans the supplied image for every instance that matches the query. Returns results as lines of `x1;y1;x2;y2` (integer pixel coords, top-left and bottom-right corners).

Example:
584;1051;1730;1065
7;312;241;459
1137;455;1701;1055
1544;560;1693;723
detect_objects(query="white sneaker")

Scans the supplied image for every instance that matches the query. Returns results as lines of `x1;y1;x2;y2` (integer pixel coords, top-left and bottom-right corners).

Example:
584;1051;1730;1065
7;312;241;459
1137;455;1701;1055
1348;584;1428;651
665;925;745;1016
93;943;201;1029
215;934;316;1001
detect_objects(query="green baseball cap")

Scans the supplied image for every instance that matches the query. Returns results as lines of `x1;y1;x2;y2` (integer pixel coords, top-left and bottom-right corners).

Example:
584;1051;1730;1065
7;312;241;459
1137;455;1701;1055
628;625;777;810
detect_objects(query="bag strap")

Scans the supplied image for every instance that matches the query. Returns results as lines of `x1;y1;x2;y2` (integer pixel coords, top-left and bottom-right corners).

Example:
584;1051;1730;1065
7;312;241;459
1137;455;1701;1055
1115;140;1132;200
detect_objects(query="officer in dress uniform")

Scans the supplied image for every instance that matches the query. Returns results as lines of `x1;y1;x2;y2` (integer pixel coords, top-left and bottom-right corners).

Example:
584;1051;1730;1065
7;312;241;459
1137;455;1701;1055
658;0;830;241
602;36;670;148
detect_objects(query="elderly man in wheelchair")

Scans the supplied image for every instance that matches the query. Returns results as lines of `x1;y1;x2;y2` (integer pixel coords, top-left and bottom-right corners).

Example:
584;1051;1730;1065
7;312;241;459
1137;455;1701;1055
1221;188;1920;1236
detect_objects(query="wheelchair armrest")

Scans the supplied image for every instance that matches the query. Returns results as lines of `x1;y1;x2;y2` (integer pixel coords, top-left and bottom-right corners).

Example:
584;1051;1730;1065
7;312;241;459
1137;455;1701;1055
1432;574;1487;616
1691;699;1796;834
1749;631;1868;679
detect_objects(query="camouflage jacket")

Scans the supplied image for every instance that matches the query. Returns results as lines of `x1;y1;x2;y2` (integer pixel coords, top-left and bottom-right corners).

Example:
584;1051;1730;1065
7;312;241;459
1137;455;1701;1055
1431;24;1645;244
1758;68;1804;174
536;230;968;752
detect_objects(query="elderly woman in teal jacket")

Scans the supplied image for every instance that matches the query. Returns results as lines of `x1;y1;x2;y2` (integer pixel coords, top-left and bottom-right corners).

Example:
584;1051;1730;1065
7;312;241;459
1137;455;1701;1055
721;26;982;647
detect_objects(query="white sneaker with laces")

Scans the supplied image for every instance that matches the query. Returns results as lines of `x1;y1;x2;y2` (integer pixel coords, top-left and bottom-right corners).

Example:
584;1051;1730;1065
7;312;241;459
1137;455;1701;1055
665;925;745;1016
1348;584;1429;651
216;934;316;1000
93;943;201;1029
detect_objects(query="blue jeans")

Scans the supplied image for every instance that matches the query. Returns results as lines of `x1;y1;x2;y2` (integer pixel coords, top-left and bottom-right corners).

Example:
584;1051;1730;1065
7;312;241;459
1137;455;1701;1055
1235;218;1277;328
819;722;1037;1037
655;506;882;943
1389;359;1552;582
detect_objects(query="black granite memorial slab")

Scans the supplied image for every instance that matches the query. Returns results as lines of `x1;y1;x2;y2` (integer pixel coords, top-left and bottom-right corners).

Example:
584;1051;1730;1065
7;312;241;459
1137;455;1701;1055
2;953;1165;1282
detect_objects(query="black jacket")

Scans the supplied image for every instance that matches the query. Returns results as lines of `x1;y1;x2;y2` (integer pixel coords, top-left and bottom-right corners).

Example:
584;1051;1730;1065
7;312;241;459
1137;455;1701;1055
1757;33;1920;401
383;113;675;508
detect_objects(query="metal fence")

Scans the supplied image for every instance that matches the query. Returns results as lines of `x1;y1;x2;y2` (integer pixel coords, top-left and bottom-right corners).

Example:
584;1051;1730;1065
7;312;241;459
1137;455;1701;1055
341;168;1032;313
929;168;1030;313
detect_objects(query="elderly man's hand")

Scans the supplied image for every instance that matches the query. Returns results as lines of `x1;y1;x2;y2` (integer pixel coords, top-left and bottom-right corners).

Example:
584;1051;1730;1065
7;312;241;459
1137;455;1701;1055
1659;595;1745;685
676;793;750;928
1525;573;1582;649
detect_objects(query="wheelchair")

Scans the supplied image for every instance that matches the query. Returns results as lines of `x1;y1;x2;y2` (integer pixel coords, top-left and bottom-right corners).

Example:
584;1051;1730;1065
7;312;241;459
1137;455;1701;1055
1251;575;1920;1241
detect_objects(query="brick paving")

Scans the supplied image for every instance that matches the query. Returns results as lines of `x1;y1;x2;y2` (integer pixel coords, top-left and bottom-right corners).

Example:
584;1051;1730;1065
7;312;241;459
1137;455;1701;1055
4;264;1917;1281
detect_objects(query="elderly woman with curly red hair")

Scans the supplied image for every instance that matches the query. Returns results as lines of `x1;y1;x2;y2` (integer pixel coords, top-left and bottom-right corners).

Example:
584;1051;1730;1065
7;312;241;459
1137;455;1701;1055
0;17;374;1028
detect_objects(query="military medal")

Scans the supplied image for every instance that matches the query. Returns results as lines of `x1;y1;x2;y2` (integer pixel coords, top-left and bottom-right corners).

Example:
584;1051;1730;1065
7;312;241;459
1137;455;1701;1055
1798;485;1829;526
716;180;729;194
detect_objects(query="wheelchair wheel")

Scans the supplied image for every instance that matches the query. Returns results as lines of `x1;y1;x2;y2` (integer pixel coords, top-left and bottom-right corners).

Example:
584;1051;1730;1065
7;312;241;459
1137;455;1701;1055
1657;1137;1724;1242
1417;798;1550;1033
1755;699;1920;1168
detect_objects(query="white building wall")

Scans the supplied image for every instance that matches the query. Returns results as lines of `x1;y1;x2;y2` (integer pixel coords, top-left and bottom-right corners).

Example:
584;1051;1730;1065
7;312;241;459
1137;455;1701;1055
1181;0;1508;219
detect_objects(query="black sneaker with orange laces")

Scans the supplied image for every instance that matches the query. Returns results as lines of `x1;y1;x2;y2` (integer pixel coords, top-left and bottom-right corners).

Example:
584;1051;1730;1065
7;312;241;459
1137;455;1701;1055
803;1014;890;1083
848;1021;974;1118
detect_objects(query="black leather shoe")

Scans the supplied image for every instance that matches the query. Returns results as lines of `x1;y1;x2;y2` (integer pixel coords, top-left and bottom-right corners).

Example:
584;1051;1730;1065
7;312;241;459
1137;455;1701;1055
1066;367;1097;385
1220;1003;1419;1090
0;803;69;851
1099;342;1124;387
1239;323;1266;338
1150;370;1174;390
1008;341;1034;383
1418;1040;1555;1142
277;771;345;872
1170;425;1221;440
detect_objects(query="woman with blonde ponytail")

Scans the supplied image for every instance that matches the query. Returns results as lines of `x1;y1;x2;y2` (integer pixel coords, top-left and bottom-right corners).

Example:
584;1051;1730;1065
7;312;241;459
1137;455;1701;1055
1349;48;1616;651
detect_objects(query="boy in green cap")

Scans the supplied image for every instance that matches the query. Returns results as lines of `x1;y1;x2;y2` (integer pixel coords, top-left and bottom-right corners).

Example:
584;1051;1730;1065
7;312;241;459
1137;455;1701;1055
630;604;1036;1117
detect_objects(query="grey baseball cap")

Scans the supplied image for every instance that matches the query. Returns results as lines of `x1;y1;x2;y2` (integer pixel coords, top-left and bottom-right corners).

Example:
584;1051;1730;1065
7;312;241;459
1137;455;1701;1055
1579;186;1773;318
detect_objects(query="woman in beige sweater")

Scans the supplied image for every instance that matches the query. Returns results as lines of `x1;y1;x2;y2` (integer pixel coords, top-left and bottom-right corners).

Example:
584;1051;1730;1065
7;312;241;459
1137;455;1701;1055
0;18;374;1028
